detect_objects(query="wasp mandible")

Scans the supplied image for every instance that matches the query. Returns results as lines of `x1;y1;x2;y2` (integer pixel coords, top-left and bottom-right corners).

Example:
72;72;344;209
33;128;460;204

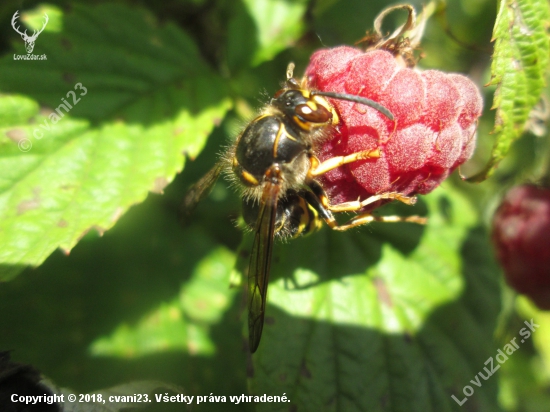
184;63;423;353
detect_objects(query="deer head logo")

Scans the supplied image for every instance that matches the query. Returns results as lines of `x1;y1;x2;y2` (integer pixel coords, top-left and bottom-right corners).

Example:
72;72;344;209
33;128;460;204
11;11;49;54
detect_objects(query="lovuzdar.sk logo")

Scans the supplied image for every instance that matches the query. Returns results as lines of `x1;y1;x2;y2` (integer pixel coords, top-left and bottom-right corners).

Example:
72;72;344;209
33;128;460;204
11;10;48;60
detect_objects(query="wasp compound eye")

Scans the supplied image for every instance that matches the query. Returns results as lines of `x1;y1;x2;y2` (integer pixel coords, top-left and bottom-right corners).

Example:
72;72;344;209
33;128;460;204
295;103;332;123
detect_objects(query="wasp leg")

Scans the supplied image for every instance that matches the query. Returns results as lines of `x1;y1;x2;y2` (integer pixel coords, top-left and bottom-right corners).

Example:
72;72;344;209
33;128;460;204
328;192;417;213
304;188;426;230
331;214;427;231
307;179;331;209
304;180;425;231
308;149;381;177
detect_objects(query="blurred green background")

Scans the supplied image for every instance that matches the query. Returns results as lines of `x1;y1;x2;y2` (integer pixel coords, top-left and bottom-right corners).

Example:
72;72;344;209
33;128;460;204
0;0;549;411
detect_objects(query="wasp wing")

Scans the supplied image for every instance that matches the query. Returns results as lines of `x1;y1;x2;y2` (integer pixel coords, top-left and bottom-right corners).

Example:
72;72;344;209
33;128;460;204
248;182;280;353
182;162;224;215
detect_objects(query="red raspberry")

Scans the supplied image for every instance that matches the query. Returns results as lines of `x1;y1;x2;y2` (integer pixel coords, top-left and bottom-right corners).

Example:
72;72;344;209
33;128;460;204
305;47;483;205
492;185;550;309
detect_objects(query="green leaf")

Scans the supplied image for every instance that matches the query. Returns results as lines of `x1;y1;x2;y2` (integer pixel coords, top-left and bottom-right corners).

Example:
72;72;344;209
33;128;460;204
0;4;232;280
21;4;63;33
468;0;550;182
0;94;228;281
90;246;237;357
226;1;259;73
516;296;550;377
0;191;249;401
245;185;501;411
243;0;308;67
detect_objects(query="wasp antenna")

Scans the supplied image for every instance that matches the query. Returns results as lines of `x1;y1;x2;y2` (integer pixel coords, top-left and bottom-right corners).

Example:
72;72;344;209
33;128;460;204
285;63;301;89
312;91;394;121
286;62;295;80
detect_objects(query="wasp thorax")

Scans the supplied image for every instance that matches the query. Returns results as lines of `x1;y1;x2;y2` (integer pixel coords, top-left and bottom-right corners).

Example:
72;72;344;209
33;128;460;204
232;114;309;188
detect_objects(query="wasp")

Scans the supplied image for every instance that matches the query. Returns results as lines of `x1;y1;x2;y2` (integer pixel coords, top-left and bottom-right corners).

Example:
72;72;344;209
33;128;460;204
184;63;424;353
